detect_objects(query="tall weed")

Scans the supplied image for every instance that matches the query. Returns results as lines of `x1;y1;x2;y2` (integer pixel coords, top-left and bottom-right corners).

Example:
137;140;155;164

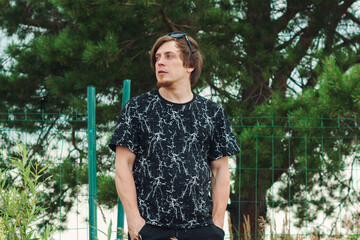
0;143;56;239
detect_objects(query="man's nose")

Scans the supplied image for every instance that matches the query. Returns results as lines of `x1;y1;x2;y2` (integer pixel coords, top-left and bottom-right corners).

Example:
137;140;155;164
157;56;165;65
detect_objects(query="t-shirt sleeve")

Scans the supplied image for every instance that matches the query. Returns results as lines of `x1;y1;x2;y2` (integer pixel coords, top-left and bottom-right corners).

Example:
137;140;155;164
108;101;140;154
208;108;240;161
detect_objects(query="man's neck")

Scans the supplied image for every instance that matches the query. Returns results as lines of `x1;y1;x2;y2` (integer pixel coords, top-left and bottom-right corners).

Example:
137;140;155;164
158;85;193;104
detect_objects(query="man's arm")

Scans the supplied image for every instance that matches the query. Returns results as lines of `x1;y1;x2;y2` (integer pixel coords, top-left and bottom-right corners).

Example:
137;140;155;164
210;156;230;229
115;146;145;239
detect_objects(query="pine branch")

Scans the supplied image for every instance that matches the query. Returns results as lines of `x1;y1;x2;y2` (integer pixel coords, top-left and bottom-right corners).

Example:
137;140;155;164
289;76;303;89
70;126;85;157
11;1;76;33
159;6;178;32
334;33;360;50
345;10;360;25
275;27;306;50
304;69;318;89
273;1;311;34
242;81;272;105
121;2;161;7
273;4;328;93
323;0;357;53
28;114;60;161
204;78;236;101
151;3;195;39
24;17;67;32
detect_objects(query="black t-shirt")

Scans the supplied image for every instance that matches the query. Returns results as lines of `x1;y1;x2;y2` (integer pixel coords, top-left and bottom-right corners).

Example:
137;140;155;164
109;89;240;229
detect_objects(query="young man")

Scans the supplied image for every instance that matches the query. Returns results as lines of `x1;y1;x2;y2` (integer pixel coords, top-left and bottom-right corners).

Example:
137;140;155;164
109;32;240;240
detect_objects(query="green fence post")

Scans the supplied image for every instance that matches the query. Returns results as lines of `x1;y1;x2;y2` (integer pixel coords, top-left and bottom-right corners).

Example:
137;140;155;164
87;86;97;240
117;79;131;239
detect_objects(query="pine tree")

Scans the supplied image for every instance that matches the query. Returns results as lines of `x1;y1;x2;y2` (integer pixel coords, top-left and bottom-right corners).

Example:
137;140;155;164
1;0;359;237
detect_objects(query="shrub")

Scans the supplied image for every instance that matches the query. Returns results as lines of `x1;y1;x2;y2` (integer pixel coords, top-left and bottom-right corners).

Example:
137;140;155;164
0;143;56;239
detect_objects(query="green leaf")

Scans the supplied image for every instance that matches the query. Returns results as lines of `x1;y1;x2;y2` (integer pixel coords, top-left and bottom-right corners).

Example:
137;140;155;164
107;219;112;240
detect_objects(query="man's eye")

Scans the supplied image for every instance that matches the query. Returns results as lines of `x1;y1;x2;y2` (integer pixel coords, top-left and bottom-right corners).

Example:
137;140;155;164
166;54;173;58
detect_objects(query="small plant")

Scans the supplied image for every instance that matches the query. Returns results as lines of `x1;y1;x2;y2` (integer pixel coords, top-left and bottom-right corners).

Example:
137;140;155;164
342;212;360;239
93;200;127;240
243;215;252;240
242;213;358;240
0;143;56;239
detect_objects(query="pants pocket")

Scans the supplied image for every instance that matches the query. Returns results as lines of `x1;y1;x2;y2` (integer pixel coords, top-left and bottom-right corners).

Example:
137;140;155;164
128;224;148;240
139;223;149;236
210;224;225;238
191;224;225;240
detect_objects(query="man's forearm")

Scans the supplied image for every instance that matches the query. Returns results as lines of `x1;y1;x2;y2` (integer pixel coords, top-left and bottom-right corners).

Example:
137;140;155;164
211;159;230;228
115;146;145;239
115;163;141;219
115;160;145;239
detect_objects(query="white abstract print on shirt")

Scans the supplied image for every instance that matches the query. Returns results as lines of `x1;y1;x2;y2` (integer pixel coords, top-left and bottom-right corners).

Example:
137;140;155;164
109;89;240;229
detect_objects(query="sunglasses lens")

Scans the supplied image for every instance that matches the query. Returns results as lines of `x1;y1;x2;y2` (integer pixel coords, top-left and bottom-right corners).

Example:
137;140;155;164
166;32;194;53
169;33;185;38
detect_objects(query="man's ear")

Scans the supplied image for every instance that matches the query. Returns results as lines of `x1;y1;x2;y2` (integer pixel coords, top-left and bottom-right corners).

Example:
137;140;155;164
187;66;195;73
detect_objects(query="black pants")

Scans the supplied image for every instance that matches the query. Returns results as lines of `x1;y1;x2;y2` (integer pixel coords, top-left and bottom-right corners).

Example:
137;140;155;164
129;223;225;240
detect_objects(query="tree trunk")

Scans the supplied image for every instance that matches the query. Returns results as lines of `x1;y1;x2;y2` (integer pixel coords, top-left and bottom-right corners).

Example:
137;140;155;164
228;192;267;240
228;155;288;240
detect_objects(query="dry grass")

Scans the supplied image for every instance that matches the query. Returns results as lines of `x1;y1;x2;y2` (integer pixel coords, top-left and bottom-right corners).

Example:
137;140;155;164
96;200;358;240
236;212;357;240
243;215;252;240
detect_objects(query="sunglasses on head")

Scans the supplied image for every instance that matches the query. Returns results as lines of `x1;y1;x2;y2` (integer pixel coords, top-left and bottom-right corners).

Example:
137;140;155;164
166;32;194;53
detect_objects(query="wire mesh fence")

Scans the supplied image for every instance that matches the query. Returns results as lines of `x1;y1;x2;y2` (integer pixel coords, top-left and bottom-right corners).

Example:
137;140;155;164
0;110;90;239
229;115;360;239
0;111;359;239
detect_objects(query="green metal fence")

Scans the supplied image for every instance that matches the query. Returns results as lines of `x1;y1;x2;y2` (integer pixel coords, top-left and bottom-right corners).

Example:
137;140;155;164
230;115;360;239
0;84;130;240
0;91;359;239
88;86;97;240
0;108;89;239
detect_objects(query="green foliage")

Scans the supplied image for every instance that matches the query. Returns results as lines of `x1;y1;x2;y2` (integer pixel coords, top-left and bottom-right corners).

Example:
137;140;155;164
0;143;57;239
234;58;360;229
97;174;118;209
1;0;360;236
94;219;127;240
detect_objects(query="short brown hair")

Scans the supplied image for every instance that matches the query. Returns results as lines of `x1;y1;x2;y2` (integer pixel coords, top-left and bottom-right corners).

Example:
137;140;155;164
150;33;203;85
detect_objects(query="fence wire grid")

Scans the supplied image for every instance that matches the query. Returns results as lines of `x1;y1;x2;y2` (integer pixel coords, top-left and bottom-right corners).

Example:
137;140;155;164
0;111;359;240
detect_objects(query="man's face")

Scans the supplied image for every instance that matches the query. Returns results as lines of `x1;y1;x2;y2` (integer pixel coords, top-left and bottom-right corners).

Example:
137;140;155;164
155;40;193;88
